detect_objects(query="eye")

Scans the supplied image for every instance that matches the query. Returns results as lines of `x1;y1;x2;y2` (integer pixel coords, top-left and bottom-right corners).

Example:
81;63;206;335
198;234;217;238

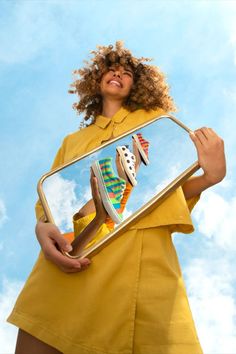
124;71;133;78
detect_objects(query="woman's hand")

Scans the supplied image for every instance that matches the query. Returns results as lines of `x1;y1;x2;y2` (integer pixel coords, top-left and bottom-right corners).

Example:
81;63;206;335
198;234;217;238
90;170;108;224
182;127;226;199
190;127;226;186
35;221;91;273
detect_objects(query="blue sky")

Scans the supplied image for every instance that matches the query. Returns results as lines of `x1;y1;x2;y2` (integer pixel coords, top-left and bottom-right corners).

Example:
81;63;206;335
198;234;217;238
0;0;236;353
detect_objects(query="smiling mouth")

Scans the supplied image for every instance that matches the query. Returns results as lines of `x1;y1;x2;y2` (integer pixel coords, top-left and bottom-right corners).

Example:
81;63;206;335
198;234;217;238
108;80;122;88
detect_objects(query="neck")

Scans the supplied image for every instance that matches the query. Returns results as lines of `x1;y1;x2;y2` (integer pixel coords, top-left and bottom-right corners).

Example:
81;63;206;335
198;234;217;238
101;97;123;118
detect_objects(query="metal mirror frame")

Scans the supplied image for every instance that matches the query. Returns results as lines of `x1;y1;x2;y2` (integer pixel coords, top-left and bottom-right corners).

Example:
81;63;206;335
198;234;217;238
37;114;200;259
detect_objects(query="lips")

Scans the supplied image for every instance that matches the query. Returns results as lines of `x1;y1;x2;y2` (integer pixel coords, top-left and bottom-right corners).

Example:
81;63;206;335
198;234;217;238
107;79;122;88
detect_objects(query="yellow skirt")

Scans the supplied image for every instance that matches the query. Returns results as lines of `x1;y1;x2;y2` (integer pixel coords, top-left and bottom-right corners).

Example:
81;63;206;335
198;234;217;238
8;217;203;354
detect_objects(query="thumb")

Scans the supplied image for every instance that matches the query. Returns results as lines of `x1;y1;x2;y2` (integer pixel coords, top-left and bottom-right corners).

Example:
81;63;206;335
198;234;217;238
50;232;73;252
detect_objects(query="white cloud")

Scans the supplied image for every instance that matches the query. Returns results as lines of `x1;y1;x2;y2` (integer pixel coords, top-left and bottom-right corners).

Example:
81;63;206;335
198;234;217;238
154;163;182;193
139;162;183;205
0;278;24;354
43;173;86;233
193;189;236;250
184;258;236;354
182;184;236;353
82;185;92;203
0;199;7;228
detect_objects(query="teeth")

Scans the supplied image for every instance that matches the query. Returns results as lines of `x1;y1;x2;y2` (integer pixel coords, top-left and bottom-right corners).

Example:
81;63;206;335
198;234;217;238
109;80;121;87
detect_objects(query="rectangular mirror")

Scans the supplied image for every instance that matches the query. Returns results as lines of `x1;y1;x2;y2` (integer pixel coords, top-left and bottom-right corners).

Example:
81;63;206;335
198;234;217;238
38;115;199;258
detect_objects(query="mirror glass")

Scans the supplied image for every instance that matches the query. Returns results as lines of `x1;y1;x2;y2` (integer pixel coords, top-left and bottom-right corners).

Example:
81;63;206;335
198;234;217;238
40;116;198;253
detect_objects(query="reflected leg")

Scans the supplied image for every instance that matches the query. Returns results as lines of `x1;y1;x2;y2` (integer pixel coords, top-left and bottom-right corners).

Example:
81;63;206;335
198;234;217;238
15;329;62;354
74;199;96;219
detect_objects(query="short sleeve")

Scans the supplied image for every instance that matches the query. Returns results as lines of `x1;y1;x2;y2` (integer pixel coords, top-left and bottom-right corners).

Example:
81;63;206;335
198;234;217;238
129;185;201;234
35;136;68;221
168;187;201;234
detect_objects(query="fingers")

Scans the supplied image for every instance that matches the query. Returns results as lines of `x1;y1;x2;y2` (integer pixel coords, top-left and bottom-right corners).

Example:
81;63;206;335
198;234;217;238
190;127;214;146
37;223;91;273
50;232;73;253
90;169;99;197
46;233;91;272
44;242;91;273
189;130;202;151
57;257;91;273
90;169;96;193
91;176;101;203
90;168;95;179
194;127;209;143
93;177;99;196
57;254;91;273
190;127;222;146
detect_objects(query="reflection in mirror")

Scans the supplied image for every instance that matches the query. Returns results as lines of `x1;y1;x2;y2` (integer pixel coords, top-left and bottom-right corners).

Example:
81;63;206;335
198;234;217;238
39;116;199;256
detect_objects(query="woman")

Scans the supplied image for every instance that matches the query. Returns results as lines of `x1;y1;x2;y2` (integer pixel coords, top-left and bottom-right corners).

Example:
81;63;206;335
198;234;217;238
8;41;226;354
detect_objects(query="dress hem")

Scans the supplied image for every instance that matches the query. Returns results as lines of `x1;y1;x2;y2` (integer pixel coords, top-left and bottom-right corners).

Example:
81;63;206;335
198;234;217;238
7;310;131;354
7;307;203;354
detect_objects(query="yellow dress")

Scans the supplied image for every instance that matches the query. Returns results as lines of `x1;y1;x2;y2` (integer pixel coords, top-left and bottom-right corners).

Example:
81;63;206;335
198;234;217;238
7;107;203;354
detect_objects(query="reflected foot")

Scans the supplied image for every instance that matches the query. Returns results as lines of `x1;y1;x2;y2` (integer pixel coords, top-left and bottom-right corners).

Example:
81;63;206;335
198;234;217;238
132;132;150;166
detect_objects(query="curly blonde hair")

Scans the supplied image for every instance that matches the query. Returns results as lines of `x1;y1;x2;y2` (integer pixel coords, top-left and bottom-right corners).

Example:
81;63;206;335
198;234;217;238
69;41;176;126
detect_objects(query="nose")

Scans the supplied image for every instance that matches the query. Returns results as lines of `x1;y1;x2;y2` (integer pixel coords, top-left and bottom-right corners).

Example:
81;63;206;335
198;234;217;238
113;69;121;78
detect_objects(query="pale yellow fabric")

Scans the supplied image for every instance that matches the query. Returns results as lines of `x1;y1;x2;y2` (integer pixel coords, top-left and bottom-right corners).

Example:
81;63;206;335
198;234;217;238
8;107;203;354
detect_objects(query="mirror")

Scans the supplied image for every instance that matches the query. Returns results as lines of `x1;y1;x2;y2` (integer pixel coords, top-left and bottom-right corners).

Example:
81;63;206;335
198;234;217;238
38;115;199;258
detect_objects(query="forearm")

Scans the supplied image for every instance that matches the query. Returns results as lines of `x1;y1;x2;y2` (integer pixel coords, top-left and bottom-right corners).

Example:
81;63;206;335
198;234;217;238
70;217;105;255
182;174;215;200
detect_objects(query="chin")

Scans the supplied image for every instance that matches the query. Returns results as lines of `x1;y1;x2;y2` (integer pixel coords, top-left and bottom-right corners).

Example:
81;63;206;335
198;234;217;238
103;90;124;99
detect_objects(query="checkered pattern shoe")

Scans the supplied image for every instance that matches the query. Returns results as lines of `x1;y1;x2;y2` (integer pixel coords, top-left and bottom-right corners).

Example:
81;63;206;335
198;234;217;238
91;157;126;224
132;133;150;165
116;145;137;187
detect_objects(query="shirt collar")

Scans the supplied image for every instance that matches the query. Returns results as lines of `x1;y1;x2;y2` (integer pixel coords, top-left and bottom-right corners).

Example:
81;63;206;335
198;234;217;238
94;107;130;129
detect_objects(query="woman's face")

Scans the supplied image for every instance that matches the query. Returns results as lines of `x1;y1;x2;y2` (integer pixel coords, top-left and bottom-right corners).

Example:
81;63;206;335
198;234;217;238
100;65;134;100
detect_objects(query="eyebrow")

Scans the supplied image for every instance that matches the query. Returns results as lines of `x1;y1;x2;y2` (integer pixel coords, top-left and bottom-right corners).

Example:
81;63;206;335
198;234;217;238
122;67;134;76
109;66;134;75
124;68;133;74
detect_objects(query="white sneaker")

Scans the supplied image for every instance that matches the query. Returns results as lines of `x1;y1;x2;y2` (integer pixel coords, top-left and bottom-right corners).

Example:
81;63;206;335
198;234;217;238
116;145;137;187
